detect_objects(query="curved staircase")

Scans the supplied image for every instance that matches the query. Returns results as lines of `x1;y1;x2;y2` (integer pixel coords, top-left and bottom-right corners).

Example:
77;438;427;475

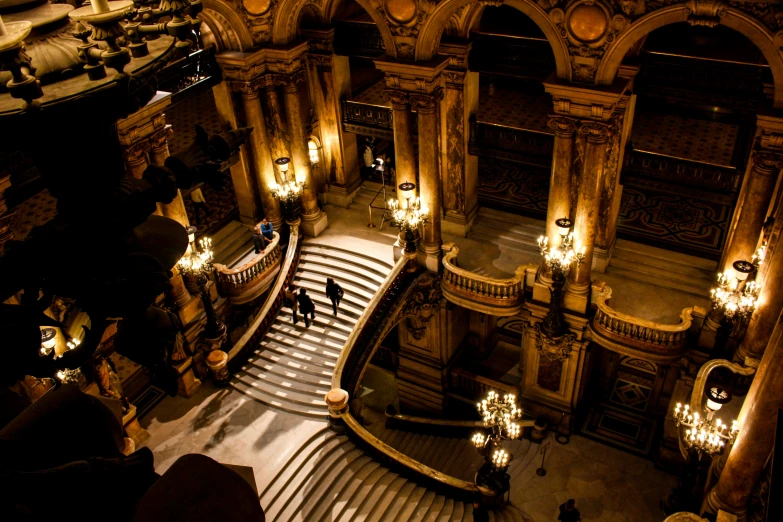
231;241;393;417
259;427;535;522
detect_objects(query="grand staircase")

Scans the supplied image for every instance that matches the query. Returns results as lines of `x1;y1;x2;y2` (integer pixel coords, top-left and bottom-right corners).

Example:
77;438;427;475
468;207;544;258
211;220;254;267
259;427;533;522
231;241;393;417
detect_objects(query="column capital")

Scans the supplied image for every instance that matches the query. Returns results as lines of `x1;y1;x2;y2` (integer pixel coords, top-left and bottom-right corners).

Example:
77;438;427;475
442;70;466;91
548;115;578;138
231;79;264;96
544;74;630;123
751;149;783;173
273;70;307;93
578;120;612;144
383;89;410;110
150;125;174;149
126;141;151;161
409;89;444;114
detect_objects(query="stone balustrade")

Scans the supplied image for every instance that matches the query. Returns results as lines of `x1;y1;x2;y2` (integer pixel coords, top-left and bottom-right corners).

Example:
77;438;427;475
441;243;525;316
589;285;694;363
214;232;281;305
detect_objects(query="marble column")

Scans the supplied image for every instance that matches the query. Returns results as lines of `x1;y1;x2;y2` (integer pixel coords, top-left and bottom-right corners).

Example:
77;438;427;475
212;80;259;226
545;115;578;249
240;83;282;230
148;126;190;227
737;194;783;361
278;71;327;237
721;149;782;274
125;143;150;180
568;121;612;296
384;89;417;203
411;89;444;272
707;311;783;518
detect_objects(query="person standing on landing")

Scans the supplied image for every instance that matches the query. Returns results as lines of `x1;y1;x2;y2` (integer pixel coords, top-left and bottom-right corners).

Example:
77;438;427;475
558;499;581;522
190;185;211;226
325;278;344;317
296;288;316;328
283;284;298;324
252;223;265;255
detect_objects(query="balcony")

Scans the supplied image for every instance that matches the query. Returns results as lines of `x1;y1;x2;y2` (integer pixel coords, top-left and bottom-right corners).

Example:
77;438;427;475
213;232;282;305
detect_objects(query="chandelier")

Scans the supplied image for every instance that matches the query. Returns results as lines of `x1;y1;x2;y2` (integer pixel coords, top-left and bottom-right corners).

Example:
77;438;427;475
673;392;739;458
389;182;429;253
472;390;522;472
710;260;759;322
177;236;213;278
270;157;305;203
537;218;585;276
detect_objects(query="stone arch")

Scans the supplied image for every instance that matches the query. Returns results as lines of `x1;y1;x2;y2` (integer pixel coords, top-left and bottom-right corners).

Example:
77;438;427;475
416;0;570;80
200;0;255;51
273;0;397;58
597;6;783;108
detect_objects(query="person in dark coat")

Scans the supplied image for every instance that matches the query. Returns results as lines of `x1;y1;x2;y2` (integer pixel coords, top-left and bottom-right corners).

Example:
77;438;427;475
558;499;581;522
296;288;316;328
472;500;489;522
325;277;344;317
252;223;265;255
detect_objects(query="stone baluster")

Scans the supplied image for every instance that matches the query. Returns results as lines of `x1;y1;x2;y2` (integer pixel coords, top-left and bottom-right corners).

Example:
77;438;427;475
411;89;445;272
240;81;282;230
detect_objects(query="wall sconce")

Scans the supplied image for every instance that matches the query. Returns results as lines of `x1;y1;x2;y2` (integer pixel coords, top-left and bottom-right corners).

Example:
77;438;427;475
308;139;319;169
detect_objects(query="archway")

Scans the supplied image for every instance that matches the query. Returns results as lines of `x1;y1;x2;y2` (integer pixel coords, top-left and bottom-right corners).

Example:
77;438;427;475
597;6;783;108
415;0;570;80
200;0;255;52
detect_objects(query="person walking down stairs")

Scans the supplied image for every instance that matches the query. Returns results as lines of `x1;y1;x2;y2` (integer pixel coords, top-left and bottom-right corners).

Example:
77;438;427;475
189;185;211;226
325;277;344;317
283;284;298;325
295;288;316;328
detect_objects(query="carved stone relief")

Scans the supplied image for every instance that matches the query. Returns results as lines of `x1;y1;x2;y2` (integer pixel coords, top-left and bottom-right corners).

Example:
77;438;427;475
399;272;444;339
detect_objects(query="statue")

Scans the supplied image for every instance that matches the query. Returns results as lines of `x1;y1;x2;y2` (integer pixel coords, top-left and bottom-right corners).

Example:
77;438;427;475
94;355;130;413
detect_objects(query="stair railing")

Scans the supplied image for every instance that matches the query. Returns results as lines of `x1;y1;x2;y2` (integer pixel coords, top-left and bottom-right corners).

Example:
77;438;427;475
330;252;490;500
441;243;525;316
213;232;282;305
589;284;694;363
227;223;301;367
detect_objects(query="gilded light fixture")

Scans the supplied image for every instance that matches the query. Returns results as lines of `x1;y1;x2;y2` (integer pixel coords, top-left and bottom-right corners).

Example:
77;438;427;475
308;139;319;169
710;259;760;356
178;235;224;340
471;390;522;495
389;182;428;253
271;157;304;221
537;217;585;338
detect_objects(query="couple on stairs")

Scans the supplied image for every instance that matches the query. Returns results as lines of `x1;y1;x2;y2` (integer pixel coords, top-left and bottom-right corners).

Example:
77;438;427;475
283;278;344;328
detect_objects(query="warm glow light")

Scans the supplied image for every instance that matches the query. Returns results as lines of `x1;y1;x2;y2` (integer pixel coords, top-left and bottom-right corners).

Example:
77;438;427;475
308;139;319;166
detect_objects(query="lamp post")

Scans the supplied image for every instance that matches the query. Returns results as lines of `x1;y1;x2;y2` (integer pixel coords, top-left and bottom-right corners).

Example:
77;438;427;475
177;234;225;340
537;218;585;338
271;157;304;223
471;390;523;497
709;260;760;357
40;328;57;356
389;182;428;254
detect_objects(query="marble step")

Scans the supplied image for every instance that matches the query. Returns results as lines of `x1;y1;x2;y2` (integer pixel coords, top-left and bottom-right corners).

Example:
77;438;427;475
301;241;394;271
210;219;243;245
469;222;544;255
234;242;391;417
607;256;713;292
299;253;390;284
614;238;717;272
604;264;711;298
477;207;547;230
212;222;254;266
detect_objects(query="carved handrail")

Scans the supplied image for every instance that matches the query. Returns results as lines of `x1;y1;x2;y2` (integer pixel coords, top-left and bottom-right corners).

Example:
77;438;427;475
227;224;301;365
330;253;488;498
440;243;525;316
589;284;694;363
213;232;282;304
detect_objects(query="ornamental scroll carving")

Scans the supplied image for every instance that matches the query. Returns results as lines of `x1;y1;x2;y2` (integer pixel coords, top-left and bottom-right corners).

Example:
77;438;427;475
399;272;444;340
686;0;727;27
548;116;578;138
409;89;444;113
752;150;783;173
533;323;577;362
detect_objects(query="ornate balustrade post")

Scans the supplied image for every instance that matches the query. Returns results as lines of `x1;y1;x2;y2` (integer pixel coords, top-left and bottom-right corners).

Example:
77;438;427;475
438;42;479;238
303;29;361;208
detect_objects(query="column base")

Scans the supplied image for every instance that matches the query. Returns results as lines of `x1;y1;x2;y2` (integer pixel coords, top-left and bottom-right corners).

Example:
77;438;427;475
563;281;590;315
592;242;616;273
300;211;329;237
418;244;442;272
705;488;746;521
442;208;477;238
324;179;362;208
175;357;203;398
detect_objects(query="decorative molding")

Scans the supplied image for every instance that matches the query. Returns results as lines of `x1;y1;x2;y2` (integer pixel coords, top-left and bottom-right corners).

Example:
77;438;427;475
533;323;577;362
752;149;783;173
578;120;612;143
409;88;444;113
383;88;411;108
548;115;578;137
686;0;727;27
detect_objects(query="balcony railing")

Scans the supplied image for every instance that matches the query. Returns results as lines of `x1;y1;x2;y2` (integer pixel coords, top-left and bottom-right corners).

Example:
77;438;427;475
589;285;694;363
441;243;525;316
213;232;281;305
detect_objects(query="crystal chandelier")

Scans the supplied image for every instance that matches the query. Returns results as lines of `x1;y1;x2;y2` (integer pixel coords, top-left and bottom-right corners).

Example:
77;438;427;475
710;260;759;322
673;393;739;458
472;390;522;471
537;218;585;276
177;236;213;278
270;157;305;203
389;182;429;253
